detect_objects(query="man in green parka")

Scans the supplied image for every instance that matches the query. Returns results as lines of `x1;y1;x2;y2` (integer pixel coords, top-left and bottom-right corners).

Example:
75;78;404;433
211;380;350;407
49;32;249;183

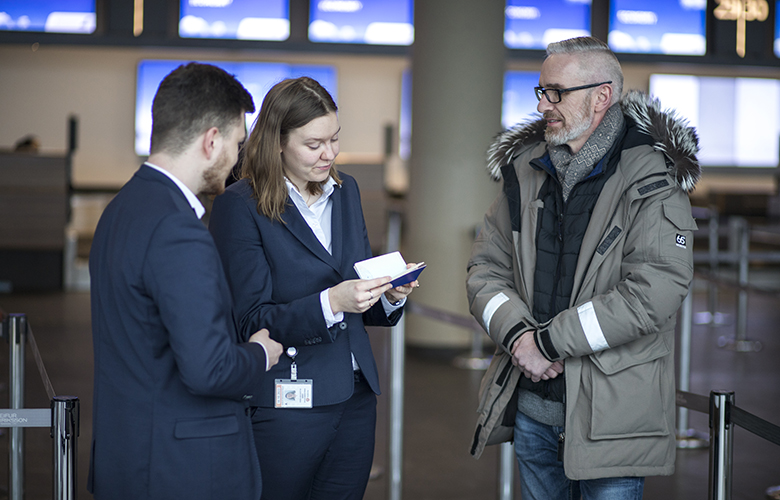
467;36;700;499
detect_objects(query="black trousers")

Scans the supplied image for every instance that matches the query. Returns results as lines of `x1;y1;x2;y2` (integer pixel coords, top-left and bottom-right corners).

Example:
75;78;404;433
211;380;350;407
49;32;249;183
251;373;377;500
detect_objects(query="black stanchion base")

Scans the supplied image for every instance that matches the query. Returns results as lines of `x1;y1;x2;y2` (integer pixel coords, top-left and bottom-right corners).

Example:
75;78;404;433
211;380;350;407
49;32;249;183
676;428;709;449
452;354;491;370
693;311;732;326
717;336;763;352
369;464;383;481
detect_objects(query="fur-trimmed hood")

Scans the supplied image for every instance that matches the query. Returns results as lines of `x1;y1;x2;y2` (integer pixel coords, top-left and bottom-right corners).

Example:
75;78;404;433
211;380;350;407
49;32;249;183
486;90;701;192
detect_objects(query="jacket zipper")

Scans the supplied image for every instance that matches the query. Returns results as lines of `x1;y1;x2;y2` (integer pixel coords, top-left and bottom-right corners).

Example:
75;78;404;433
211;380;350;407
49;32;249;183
549;188;566;315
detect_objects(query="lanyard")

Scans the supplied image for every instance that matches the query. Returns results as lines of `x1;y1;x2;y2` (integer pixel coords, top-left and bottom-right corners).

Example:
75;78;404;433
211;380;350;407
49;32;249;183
286;346;298;381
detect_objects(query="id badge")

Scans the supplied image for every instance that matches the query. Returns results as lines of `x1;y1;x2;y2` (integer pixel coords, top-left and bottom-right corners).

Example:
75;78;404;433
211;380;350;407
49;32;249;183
274;379;313;408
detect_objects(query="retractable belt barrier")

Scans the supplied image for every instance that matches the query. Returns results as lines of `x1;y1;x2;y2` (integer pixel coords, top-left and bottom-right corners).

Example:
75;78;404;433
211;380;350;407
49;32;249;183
406;296;780;500
677;389;780;500
0;312;79;500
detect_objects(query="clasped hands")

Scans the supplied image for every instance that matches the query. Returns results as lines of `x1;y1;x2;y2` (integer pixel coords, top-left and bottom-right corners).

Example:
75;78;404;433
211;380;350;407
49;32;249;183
328;263;421;315
510;330;564;383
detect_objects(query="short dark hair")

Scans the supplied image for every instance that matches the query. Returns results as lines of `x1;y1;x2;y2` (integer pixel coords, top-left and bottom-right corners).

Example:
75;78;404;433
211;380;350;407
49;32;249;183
149;62;255;156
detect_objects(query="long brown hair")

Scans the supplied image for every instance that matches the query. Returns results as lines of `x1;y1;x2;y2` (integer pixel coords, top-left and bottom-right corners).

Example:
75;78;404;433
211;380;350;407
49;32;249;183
241;77;342;221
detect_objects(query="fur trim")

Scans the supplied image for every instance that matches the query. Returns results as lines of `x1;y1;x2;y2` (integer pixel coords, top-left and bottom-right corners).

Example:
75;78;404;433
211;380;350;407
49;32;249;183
486;115;546;181
620;90;700;192
486;91;701;193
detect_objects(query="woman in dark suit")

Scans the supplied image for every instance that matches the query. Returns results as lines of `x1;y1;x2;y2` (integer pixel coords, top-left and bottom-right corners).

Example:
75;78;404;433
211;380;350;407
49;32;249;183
209;77;417;500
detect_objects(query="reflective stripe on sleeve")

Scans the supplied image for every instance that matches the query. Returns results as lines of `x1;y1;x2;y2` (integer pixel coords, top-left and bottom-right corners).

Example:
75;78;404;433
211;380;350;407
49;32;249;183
482;292;509;335
577;301;610;352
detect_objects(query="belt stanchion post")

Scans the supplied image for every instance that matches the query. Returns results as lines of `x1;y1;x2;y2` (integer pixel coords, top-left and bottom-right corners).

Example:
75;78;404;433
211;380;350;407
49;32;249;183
698;205;730;326
385;210;404;500
452;328;490;371
718;218;761;352
677;291;708;448
453;225;491;371
708;205;719;320
737;220;749;343
709;391;734;500
388;315;404;500
498;441;514;500
52;396;79;500
8;313;27;500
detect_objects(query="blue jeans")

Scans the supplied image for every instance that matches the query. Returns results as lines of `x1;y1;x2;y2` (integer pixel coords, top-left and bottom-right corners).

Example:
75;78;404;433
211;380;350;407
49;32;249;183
514;410;645;500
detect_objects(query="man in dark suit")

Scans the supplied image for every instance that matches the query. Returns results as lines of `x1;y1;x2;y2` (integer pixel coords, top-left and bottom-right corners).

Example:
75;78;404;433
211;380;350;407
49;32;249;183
88;62;282;500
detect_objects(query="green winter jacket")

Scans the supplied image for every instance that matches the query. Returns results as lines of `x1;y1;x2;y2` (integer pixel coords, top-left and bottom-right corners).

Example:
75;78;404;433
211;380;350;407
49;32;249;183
467;91;700;480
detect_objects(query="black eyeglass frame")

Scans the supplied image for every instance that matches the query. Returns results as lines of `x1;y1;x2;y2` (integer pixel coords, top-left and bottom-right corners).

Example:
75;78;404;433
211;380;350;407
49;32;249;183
534;81;612;103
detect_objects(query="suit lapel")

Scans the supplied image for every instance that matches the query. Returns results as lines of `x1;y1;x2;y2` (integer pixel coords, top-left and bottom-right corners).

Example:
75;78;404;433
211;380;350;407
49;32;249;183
281;197;342;275
330;185;344;266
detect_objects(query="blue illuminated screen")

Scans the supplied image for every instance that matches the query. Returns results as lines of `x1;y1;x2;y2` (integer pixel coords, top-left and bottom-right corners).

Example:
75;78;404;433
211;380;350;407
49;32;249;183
0;0;95;34
309;0;413;45
502;71;541;130
135;60;337;156
609;0;706;55
504;0;591;50
650;74;780;168
775;0;780;57
179;0;289;40
399;69;411;160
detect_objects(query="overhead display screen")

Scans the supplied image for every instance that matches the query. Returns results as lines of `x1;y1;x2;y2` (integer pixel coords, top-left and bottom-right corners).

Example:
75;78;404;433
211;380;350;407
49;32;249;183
135;60;336;156
0;0;96;34
650;74;780;168
504;0;591;50
608;0;706;55
179;0;289;40
502;71;541;130
776;0;780;57
309;0;413;45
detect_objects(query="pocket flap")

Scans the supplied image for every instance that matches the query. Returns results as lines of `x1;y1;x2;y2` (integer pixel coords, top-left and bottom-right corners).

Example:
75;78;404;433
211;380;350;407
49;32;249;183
174;414;239;439
590;333;670;375
663;202;698;231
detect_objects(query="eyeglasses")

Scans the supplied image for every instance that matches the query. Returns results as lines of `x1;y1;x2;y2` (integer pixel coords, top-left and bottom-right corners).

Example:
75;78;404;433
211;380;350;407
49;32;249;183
534;81;612;104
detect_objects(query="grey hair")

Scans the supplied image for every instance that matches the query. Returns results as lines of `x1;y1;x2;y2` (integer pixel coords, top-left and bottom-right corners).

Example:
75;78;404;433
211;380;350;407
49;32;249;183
546;37;624;104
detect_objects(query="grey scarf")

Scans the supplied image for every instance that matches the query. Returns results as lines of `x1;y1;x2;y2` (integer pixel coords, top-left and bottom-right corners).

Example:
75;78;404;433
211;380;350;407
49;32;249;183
549;104;624;201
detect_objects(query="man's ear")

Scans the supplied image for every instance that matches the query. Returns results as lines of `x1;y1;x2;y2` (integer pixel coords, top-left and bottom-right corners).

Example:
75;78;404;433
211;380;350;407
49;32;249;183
594;85;613;113
201;126;221;160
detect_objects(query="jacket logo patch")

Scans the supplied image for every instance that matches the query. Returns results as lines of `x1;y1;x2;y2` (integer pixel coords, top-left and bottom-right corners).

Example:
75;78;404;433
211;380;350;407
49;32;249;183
638;179;669;196
676;234;687;248
597;226;622;255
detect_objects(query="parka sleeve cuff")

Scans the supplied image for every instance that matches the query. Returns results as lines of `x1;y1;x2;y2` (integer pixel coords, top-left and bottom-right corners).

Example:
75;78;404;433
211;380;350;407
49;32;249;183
534;328;560;361
500;321;533;354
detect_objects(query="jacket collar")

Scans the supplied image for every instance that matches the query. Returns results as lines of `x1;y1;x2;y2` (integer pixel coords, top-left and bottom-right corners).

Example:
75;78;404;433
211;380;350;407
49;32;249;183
486;90;701;193
136;164;200;216
280;181;344;275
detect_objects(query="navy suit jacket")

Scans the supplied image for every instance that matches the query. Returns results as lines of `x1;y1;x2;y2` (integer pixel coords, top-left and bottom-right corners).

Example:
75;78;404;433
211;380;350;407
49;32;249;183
88;165;269;500
209;174;402;407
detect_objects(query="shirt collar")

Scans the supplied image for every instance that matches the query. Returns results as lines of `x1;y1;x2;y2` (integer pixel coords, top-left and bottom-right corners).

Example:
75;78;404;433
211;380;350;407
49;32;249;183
144;162;206;219
284;176;338;207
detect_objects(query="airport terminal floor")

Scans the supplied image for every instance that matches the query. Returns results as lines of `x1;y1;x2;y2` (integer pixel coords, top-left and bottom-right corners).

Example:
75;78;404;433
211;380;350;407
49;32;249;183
0;273;779;500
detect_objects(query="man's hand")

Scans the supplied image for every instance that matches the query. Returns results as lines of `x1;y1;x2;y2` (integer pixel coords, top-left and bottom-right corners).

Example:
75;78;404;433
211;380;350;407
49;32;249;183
249;328;282;370
510;331;563;382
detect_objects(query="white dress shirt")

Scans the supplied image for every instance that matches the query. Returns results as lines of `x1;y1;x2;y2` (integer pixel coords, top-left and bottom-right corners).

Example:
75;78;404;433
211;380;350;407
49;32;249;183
285;176;405;370
145;162;205;219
